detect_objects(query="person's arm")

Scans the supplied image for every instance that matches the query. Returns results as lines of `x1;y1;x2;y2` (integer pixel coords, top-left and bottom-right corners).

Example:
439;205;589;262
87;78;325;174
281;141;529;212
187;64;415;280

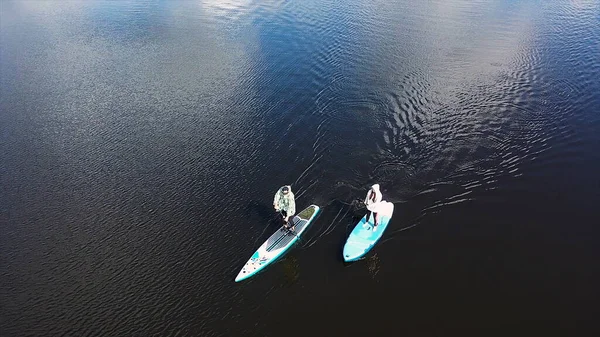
375;190;382;203
364;190;372;205
273;188;281;210
287;194;296;217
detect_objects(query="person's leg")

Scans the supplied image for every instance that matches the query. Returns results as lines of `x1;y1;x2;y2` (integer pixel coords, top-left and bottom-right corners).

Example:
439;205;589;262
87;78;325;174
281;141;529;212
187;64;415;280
374;212;378;227
365;210;371;224
281;210;288;227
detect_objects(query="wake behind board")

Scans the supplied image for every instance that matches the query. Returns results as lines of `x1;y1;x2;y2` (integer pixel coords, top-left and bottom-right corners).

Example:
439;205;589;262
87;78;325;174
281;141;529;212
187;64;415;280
235;205;320;282
343;201;394;262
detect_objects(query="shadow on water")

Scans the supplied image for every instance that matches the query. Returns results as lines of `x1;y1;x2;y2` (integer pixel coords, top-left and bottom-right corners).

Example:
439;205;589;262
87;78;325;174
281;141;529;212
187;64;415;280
278;255;300;286
366;253;381;280
244;200;275;219
244;200;286;246
246;200;285;229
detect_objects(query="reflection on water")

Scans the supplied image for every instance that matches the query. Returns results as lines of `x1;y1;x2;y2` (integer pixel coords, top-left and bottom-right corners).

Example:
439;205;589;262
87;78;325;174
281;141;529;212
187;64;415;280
367;253;381;280
279;255;300;285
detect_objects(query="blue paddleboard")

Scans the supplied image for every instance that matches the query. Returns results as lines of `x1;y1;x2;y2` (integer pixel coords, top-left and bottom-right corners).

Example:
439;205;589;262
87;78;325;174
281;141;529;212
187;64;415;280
343;201;394;262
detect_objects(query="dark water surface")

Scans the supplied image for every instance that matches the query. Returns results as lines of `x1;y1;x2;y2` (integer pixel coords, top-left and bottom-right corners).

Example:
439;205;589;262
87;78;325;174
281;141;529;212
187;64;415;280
2;1;600;336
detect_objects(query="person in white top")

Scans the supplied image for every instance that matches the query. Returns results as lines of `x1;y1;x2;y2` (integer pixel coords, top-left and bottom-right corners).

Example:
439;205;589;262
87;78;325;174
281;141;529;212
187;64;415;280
364;184;383;227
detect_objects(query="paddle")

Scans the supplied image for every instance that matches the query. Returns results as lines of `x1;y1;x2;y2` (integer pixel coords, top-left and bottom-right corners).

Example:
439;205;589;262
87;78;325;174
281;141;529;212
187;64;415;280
339;198;366;208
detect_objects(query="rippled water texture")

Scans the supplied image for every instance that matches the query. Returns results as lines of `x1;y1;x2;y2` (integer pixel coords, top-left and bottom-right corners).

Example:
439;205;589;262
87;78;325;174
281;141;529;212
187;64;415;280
1;1;599;336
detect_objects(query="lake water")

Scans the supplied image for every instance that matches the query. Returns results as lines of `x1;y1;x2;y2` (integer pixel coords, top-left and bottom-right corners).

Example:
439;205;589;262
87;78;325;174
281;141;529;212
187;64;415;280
1;1;599;336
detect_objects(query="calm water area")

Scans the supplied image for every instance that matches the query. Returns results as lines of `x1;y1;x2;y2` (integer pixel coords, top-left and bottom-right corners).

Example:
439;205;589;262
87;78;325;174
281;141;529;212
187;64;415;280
1;1;599;336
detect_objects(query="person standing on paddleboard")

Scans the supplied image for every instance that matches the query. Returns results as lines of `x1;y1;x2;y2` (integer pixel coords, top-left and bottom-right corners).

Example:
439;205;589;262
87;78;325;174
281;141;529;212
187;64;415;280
364;184;383;228
273;185;296;229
